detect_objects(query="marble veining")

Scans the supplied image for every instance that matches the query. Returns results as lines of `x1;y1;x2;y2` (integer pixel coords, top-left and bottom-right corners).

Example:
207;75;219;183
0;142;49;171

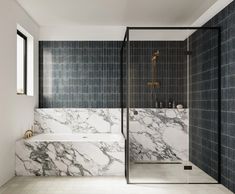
18;108;188;176
129;108;189;162
34;109;121;134
15;134;124;176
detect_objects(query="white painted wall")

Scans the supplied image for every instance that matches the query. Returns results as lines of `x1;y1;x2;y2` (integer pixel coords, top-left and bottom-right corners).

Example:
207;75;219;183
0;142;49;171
39;25;193;41
0;0;39;187
40;26;126;41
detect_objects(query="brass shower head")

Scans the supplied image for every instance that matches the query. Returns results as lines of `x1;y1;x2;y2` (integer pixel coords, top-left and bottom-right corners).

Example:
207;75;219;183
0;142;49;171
152;50;160;62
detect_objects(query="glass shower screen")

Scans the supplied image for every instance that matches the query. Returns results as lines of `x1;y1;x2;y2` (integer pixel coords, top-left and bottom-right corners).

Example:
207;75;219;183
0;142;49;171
121;28;220;184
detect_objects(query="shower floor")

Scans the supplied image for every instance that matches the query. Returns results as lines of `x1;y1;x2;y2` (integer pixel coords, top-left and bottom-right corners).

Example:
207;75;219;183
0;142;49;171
129;161;217;183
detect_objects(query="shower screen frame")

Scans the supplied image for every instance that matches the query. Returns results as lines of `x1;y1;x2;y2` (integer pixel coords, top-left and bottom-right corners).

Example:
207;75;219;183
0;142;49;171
120;27;221;184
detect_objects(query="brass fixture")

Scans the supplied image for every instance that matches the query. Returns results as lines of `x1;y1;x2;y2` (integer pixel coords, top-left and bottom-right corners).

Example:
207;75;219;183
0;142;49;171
24;126;34;139
151;50;160;62
147;50;160;88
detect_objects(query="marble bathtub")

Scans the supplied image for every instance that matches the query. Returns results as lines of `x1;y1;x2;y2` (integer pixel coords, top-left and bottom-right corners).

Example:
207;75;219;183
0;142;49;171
129;108;189;162
16;133;125;176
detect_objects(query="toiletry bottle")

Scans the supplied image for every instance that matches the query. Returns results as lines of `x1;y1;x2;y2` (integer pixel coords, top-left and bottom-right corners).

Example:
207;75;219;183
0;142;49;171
155;100;158;108
159;102;163;108
168;100;172;108
172;101;176;108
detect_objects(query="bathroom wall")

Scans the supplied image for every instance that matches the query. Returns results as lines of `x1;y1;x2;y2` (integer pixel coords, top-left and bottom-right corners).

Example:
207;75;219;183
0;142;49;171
130;41;187;108
0;0;39;187
190;1;235;192
39;41;187;108
39;41;121;108
189;29;219;180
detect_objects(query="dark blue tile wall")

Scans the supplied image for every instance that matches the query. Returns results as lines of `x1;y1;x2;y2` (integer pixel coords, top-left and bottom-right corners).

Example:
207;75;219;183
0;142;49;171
208;2;235;192
190;1;235;192
129;41;187;108
189;29;219;180
39;41;187;108
39;41;121;108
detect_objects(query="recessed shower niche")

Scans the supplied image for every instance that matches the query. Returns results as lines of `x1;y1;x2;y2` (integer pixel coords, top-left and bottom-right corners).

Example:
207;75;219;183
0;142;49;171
121;27;220;184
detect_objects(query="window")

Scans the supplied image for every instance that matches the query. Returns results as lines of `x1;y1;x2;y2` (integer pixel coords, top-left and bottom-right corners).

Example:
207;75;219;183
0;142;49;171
17;30;27;94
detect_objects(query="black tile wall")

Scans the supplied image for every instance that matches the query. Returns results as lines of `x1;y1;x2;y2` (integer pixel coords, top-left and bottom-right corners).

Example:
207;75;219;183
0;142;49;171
39;41;121;108
189;1;235;192
129;41;187;108
121;41;127;109
39;41;188;108
189;29;219;180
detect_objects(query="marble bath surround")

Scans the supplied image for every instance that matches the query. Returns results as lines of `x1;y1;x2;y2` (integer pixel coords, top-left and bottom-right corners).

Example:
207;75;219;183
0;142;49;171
34;108;121;134
16;108;124;176
129;108;189;162
16;108;189;176
16;133;124;176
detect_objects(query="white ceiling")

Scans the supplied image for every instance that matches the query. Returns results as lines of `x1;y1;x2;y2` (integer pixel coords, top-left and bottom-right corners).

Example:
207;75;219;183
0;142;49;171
16;0;233;40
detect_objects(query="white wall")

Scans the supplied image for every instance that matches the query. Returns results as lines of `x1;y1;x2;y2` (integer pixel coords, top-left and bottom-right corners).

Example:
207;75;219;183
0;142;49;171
39;25;191;41
40;25;126;41
0;0;39;187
